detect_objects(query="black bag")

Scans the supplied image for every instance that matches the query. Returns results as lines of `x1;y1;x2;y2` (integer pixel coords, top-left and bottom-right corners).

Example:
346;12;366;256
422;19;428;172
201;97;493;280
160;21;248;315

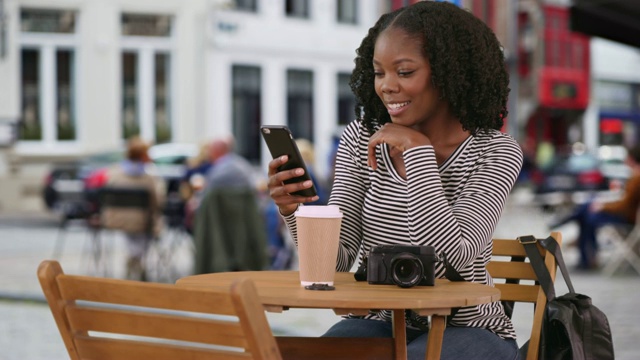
519;235;615;360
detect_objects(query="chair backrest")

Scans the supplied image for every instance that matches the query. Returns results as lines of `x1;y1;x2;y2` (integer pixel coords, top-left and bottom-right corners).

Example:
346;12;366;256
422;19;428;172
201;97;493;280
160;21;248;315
99;186;151;209
38;260;283;360
487;232;562;360
99;186;154;234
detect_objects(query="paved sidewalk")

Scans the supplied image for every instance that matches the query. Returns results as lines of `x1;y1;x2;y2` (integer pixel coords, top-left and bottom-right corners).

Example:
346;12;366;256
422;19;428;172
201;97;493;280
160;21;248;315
1;192;639;359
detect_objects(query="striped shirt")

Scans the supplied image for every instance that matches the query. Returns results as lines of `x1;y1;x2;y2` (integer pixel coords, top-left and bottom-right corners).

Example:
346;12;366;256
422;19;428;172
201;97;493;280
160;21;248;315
284;120;523;340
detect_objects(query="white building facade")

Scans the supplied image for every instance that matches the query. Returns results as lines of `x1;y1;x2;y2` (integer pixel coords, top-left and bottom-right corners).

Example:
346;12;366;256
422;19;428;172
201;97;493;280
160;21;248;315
0;0;383;211
583;38;640;158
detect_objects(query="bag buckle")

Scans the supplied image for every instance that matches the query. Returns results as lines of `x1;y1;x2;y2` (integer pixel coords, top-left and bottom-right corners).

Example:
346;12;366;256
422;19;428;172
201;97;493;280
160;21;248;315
518;235;537;245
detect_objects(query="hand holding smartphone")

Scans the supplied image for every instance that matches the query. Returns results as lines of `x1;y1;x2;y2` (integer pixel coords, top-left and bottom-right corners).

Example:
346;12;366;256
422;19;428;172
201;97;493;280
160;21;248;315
260;125;317;198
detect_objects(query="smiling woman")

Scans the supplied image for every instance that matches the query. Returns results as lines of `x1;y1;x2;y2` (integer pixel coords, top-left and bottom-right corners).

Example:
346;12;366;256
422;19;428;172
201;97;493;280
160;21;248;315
264;2;523;360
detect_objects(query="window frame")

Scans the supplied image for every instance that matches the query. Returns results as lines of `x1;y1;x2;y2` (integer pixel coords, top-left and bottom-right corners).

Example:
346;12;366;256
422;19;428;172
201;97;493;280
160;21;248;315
18;25;80;148
119;19;176;143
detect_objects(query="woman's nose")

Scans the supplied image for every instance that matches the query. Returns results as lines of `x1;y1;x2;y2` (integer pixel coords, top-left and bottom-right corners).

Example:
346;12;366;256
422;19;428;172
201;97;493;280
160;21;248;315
379;76;399;93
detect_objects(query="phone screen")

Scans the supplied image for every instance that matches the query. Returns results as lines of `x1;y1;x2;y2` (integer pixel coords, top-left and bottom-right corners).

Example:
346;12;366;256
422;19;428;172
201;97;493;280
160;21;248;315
260;126;317;197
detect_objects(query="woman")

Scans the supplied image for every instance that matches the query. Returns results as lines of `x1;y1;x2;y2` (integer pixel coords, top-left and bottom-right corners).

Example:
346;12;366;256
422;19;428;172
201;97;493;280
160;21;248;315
266;2;522;359
102;136;165;280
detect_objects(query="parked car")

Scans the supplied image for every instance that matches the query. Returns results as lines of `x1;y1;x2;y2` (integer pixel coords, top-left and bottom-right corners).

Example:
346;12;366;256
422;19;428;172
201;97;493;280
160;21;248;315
531;151;612;211
43;143;198;214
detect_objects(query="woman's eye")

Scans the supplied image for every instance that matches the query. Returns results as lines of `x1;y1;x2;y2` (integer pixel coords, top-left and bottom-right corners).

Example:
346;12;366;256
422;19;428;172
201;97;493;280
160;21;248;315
373;71;383;77
398;71;414;77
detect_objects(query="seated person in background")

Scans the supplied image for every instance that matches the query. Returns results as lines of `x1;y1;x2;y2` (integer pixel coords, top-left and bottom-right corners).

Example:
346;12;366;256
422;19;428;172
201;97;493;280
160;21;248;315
550;144;640;270
102;136;165;280
266;2;523;359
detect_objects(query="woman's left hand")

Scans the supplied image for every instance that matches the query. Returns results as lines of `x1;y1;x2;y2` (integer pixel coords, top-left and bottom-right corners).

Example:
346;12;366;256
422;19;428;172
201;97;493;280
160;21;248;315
367;123;430;170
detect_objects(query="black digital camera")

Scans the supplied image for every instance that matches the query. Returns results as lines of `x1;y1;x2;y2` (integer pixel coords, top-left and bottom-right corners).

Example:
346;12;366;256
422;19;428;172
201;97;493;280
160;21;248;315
366;244;437;288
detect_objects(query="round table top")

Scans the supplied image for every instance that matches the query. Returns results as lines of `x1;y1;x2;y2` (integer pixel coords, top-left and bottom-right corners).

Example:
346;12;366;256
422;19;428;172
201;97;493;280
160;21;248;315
176;271;500;312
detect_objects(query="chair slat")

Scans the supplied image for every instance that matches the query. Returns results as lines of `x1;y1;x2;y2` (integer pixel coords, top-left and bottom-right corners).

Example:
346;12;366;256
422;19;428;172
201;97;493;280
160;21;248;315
492;239;528;256
74;336;252;360
66;306;248;348
493;283;540;302
57;275;237;315
487;262;537;280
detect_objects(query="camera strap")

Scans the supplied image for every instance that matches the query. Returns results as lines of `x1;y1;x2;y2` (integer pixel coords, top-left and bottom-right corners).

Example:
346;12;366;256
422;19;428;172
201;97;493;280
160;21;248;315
440;252;465;323
441;252;465;282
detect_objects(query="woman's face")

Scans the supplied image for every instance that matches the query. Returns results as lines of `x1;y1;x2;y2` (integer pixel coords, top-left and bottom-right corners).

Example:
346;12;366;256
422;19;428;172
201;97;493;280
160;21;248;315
373;27;442;128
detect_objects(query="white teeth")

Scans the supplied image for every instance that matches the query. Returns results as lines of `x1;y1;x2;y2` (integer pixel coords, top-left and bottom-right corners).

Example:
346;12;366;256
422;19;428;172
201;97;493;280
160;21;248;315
388;101;409;110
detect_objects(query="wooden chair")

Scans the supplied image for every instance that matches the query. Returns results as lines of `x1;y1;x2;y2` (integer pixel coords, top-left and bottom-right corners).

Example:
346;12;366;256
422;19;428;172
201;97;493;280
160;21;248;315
601;208;640;276
487;232;562;360
38;260;282;360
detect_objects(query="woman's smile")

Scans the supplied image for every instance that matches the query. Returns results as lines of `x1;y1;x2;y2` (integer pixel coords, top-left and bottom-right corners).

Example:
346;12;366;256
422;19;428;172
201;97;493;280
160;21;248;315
386;101;411;116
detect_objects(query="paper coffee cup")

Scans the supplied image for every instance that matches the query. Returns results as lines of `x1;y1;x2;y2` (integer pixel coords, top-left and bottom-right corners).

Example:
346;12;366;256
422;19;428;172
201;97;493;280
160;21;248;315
295;205;343;286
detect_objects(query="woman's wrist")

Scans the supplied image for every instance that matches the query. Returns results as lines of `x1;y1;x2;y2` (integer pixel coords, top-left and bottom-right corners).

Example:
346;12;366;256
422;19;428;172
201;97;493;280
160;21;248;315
278;204;299;217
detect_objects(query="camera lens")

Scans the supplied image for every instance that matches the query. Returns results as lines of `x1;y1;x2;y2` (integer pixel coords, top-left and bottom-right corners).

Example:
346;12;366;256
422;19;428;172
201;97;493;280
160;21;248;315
390;254;423;288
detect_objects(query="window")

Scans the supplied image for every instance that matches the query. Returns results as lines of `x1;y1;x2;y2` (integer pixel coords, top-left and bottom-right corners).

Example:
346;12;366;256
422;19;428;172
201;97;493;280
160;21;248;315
337;0;357;24
56;50;75;140
287;69;314;142
122;52;139;139
121;14;173;143
286;0;310;19
154;53;171;143
20;49;41;140
232;65;262;163
20;8;75;33
337;73;356;125
19;8;77;143
121;14;171;37
234;0;257;12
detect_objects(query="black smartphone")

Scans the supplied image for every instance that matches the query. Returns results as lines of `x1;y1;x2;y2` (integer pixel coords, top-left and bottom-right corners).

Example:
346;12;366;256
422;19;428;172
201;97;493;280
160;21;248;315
260;125;318;197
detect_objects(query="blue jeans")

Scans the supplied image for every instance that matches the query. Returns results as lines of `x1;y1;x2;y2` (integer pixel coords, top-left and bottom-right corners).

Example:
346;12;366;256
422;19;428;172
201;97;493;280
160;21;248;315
322;318;519;360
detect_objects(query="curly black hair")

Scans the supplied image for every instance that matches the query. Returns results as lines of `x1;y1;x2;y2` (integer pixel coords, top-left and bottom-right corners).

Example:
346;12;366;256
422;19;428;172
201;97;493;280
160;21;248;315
350;1;509;135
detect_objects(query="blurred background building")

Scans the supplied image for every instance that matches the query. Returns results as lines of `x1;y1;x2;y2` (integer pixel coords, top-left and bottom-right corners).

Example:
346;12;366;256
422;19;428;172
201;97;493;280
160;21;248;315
0;0;639;213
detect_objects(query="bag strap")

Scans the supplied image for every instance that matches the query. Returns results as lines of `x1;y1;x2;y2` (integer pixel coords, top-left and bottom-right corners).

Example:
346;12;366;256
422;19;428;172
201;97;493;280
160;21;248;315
518;235;575;300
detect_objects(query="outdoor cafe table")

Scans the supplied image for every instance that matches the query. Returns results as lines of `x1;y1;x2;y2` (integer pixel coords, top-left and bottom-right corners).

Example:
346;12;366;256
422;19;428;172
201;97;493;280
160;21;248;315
176;271;501;360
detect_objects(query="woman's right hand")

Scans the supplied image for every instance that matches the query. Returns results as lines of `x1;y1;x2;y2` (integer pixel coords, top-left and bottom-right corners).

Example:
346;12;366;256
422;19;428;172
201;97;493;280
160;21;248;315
267;155;319;216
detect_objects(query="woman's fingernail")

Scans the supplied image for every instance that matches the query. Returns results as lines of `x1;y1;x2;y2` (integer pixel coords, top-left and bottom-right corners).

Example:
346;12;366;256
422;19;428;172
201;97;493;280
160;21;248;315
280;155;287;162
303;180;312;187
296;168;304;175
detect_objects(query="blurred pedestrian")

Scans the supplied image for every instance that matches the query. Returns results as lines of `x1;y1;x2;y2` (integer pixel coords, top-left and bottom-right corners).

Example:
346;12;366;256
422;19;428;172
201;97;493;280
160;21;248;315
192;136;268;273
203;136;255;190
179;141;213;202
550;144;640;269
179;142;213;233
101;136;166;280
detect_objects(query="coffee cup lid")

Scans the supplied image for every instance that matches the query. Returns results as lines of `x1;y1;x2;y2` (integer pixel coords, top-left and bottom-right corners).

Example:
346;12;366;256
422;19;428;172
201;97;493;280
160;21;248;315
295;205;343;218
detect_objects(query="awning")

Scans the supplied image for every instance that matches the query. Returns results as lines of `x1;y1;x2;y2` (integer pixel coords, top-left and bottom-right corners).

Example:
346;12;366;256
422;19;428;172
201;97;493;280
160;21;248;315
570;0;640;48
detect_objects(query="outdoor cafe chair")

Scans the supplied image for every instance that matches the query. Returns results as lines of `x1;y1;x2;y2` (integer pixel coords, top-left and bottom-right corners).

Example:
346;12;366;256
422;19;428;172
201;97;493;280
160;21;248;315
600;207;640;276
488;231;562;360
38;260;283;360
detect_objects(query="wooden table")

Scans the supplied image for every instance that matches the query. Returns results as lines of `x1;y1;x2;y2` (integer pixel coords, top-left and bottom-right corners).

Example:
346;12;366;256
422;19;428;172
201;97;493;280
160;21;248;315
177;271;500;360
